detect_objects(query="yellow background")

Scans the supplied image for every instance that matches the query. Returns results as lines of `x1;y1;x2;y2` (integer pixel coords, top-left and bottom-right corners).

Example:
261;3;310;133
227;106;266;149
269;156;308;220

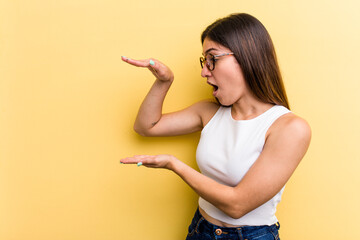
1;0;359;239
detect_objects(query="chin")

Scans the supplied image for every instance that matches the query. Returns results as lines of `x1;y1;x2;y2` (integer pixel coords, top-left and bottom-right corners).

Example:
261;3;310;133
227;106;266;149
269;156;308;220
215;97;232;107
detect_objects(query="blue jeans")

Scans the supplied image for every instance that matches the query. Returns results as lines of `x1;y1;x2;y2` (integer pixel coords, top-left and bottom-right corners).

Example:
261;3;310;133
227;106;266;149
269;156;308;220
186;208;280;240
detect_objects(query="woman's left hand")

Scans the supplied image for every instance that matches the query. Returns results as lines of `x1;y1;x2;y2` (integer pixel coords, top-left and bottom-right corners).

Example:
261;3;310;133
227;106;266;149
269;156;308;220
120;154;177;170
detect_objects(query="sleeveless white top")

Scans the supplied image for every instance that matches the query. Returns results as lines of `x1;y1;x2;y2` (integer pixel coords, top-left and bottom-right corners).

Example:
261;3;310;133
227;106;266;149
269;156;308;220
196;105;291;226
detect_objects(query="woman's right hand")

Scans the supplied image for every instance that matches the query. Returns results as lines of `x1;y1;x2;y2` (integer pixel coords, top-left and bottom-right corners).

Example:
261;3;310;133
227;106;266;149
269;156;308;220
121;56;174;82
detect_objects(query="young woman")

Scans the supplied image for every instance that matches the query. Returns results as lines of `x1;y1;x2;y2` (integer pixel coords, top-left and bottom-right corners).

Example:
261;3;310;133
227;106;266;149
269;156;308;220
120;13;311;240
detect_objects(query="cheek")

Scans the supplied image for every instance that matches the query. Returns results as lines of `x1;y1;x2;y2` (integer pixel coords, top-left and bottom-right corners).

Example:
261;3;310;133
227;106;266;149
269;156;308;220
222;72;246;93
227;66;247;90
214;61;247;93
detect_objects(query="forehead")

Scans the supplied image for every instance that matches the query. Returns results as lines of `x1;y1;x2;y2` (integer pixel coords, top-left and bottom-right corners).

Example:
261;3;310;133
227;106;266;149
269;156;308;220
202;38;230;55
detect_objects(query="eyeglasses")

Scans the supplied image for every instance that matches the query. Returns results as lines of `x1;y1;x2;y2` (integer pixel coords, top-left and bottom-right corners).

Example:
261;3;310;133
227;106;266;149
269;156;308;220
200;52;234;71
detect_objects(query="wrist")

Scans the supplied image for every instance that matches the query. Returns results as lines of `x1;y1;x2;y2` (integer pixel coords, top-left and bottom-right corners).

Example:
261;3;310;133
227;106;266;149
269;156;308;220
156;77;174;84
168;155;181;172
154;78;173;92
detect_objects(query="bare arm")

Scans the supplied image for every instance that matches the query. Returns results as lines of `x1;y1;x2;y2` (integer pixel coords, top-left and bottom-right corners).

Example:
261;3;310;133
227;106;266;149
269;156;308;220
122;56;217;136
134;78;174;136
173;114;311;218
121;113;311;218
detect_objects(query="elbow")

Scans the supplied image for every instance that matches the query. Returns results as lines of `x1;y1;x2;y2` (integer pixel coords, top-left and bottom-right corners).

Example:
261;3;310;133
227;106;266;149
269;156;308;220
133;126;147;137
222;197;247;219
226;207;246;219
133;125;152;137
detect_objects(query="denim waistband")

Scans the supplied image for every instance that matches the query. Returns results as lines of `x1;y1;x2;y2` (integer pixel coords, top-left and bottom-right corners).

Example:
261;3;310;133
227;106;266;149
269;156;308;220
190;208;280;239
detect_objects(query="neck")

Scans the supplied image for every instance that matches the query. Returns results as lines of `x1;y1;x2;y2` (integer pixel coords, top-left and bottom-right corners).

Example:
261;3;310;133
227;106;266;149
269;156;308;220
231;97;274;121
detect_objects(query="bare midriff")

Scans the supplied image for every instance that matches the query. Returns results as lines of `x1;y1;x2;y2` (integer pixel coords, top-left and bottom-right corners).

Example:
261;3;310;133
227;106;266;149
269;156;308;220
199;207;245;228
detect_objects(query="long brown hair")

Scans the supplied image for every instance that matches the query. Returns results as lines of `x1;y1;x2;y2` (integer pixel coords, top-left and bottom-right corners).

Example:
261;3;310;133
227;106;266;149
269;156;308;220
201;13;290;109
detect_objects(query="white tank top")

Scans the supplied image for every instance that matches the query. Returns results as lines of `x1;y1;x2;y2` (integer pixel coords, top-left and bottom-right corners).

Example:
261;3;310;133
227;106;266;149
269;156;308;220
196;105;291;226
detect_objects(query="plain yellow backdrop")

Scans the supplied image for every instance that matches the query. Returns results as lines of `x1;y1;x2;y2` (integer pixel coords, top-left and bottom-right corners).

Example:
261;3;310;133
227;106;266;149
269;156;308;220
1;0;359;239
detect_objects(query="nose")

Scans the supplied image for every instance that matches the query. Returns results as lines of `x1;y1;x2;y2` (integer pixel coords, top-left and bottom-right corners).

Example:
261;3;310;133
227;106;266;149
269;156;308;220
201;65;212;78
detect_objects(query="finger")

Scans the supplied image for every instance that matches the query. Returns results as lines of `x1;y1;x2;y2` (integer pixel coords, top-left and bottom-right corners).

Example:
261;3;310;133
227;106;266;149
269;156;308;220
134;155;157;165
134;155;158;159
147;59;162;78
122;56;156;69
148;65;160;78
121;57;148;67
120;155;155;164
120;156;140;164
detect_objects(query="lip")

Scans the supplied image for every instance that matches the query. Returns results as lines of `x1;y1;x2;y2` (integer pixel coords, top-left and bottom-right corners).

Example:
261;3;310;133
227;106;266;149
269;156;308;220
207;81;219;97
213;88;218;97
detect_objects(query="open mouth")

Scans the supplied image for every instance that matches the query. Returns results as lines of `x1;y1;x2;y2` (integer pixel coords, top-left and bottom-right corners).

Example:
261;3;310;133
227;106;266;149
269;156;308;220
208;82;219;96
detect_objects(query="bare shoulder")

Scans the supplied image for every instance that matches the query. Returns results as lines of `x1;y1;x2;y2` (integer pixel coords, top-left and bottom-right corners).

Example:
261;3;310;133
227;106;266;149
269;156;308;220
192;99;220;111
191;99;220;127
267;112;312;147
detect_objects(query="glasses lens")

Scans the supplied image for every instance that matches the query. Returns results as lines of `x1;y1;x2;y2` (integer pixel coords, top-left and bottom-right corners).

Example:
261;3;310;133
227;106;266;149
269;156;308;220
207;55;214;71
200;57;205;69
207;59;213;70
200;55;214;70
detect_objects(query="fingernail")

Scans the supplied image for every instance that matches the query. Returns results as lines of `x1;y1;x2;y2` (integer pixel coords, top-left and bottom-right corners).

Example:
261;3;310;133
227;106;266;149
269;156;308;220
137;162;143;167
120;162;124;164
149;60;155;66
122;56;129;60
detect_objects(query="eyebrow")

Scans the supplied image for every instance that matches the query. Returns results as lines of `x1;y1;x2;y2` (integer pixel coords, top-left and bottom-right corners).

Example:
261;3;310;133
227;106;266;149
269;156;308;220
204;47;218;55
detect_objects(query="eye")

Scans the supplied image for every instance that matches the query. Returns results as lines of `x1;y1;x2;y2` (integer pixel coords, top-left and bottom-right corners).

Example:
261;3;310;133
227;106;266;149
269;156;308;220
206;53;215;59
